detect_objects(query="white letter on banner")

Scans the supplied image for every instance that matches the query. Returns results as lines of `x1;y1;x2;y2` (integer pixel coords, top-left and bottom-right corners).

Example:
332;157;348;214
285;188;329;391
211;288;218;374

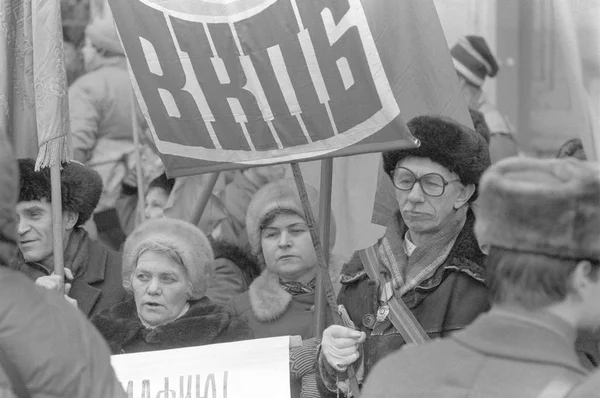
267;45;313;143
165;15;222;149
140;37;180;118
336;57;355;90
291;0;339;136
229;22;283;149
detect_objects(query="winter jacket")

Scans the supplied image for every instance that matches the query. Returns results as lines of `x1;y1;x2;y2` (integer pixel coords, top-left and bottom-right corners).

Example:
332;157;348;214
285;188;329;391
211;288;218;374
12;228;128;317
317;210;490;397
0;268;126;397
361;307;589;398
230;268;335;398
91;296;254;354
205;240;261;305
69;56;145;213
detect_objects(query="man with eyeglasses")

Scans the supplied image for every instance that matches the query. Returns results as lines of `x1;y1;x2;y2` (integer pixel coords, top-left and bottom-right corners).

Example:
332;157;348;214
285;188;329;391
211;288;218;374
361;157;600;397
316;115;492;396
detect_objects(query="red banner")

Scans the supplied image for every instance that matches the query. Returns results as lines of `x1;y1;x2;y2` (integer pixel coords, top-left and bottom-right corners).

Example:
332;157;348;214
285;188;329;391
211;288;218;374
107;0;455;177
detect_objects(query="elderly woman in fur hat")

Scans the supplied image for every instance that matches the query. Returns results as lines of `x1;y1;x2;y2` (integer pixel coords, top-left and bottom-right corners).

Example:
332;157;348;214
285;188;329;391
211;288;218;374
230;178;339;398
317;115;492;397
91;218;253;354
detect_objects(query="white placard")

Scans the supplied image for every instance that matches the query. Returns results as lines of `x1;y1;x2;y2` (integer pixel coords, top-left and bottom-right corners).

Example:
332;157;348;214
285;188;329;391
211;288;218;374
111;336;291;398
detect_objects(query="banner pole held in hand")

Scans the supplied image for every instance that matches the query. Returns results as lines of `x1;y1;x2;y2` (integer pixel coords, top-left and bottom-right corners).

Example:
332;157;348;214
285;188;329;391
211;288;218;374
316;158;333;337
291;162;361;398
50;164;65;289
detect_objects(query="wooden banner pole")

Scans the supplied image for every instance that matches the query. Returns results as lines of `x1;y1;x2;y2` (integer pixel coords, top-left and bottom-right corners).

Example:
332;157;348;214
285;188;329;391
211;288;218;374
50;162;65;291
190;172;220;226
131;89;146;225
315;158;333;337
290;162;360;398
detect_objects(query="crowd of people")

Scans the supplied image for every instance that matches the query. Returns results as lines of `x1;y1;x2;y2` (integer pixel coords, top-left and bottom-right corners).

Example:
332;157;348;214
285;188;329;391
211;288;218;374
0;14;598;398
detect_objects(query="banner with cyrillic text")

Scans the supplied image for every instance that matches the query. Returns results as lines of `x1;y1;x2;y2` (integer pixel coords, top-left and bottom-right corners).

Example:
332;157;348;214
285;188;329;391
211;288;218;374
110;336;290;398
107;0;426;177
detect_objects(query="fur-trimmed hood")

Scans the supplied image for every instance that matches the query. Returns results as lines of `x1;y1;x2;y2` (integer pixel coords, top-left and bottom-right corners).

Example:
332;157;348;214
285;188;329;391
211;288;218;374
91;297;253;354
247;254;346;322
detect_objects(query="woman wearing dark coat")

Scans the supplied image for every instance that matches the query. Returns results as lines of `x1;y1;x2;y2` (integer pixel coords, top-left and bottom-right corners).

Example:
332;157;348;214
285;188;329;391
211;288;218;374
92;218;253;354
317;115;492;396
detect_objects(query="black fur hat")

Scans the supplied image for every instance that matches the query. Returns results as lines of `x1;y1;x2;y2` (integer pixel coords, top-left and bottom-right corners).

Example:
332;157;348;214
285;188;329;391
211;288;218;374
18;159;103;227
382;115;491;201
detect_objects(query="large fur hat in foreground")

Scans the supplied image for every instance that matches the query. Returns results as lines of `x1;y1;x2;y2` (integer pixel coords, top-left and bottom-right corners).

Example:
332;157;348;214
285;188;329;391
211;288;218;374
122;218;214;300
18;159;102;228
383;115;491;201
245;178;336;258
475;156;600;260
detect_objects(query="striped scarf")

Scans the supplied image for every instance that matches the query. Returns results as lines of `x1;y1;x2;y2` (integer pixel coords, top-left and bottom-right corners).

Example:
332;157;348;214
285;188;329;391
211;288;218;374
378;206;468;296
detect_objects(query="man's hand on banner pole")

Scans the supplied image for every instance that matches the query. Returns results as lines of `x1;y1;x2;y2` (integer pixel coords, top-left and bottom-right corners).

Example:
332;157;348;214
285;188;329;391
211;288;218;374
321;325;366;372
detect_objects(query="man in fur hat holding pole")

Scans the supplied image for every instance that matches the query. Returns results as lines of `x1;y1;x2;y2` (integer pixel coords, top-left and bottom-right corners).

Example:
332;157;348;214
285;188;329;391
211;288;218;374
11;159;127;317
360;157;600;397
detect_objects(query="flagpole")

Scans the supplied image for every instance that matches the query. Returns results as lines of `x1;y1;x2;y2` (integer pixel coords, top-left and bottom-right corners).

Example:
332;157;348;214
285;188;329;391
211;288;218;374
190;172;220;226
131;88;146;225
50;163;65;289
315;158;333;337
291;162;360;398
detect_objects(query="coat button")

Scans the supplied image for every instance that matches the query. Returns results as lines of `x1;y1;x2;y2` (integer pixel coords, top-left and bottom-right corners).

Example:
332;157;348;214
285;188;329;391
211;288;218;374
362;314;376;329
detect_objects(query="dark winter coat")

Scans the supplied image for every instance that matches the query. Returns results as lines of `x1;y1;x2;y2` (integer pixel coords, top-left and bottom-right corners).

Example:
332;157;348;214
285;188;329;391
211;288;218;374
12;228;127;317
206;240;261;305
361;307;589;398
318;210;490;396
91;297;254;355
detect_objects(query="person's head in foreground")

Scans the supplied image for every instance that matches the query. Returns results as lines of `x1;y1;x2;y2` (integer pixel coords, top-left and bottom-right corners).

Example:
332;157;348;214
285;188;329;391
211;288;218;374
16;159;102;268
144;173;175;220
476;157;600;326
382;115;490;245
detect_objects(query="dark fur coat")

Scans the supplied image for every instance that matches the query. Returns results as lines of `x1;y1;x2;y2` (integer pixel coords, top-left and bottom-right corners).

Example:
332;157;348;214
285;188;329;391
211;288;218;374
91;297;254;355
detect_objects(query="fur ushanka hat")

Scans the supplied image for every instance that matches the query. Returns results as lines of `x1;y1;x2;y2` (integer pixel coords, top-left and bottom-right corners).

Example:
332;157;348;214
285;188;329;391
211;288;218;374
475;157;600;260
246;178;336;258
122;218;214;300
18;159;102;228
382;115;491;201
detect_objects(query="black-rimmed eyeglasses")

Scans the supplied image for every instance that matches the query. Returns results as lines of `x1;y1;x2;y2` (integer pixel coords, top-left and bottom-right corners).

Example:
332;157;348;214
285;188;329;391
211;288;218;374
392;166;459;197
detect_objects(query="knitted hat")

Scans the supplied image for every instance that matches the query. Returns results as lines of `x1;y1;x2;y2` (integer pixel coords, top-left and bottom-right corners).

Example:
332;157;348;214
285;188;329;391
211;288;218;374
18;159;103;228
122;218;214;300
85;18;124;55
382;115;491;201
245;178;336;257
451;35;499;87
475;157;600;260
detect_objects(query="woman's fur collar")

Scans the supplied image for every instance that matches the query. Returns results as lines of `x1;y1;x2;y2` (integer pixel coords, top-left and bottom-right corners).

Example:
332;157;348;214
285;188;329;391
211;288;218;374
248;254;347;322
92;297;251;354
